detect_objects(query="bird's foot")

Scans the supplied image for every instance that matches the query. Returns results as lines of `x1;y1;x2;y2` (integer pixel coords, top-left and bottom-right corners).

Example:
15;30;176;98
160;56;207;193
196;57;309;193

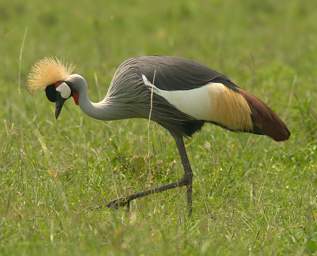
106;197;131;209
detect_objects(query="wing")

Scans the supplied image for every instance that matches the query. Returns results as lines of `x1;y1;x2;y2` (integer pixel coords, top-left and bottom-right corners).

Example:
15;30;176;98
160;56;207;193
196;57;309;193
126;56;238;91
138;57;290;140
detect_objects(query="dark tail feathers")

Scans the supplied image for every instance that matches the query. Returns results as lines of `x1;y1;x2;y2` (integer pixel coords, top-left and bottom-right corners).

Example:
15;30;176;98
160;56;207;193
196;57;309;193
239;89;290;141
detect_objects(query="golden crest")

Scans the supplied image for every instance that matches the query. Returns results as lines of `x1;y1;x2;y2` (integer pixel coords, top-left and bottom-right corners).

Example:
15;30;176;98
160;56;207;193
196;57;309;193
27;57;75;93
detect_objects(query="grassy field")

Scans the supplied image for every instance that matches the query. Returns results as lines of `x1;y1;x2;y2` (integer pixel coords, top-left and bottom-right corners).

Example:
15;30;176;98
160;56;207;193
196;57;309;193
1;0;317;255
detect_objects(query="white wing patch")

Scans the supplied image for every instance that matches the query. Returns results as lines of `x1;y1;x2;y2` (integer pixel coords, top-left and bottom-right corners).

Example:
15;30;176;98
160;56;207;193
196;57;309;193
142;74;222;120
142;74;153;87
142;74;253;130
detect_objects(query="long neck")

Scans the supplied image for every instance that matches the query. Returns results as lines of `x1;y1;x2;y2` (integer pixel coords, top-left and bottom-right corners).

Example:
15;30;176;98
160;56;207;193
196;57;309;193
77;83;122;121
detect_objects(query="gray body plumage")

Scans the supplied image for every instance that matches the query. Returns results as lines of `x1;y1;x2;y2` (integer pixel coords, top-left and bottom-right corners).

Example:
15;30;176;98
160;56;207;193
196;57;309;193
67;55;289;142
101;56;236;136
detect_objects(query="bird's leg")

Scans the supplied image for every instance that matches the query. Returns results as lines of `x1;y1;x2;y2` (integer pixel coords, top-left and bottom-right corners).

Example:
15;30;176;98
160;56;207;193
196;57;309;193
106;179;187;209
107;135;194;216
174;135;193;215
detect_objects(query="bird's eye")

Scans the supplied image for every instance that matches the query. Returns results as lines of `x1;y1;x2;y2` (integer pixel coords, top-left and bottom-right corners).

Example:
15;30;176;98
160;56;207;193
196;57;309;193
45;85;58;102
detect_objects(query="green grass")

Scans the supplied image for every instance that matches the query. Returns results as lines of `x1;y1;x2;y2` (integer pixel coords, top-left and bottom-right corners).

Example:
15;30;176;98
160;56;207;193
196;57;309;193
1;0;317;255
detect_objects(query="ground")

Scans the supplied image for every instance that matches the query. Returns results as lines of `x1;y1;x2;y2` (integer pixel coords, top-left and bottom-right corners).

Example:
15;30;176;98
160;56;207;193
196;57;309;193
1;0;317;255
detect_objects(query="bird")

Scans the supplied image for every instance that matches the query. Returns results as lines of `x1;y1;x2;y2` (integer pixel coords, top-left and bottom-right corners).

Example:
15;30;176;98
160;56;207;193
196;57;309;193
27;56;290;215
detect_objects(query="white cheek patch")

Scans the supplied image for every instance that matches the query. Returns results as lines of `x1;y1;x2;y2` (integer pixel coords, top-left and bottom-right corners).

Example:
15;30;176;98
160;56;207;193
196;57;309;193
56;82;71;99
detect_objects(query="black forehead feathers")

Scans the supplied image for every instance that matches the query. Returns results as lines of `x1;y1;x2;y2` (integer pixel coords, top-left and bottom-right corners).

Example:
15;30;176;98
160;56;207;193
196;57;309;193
45;84;58;102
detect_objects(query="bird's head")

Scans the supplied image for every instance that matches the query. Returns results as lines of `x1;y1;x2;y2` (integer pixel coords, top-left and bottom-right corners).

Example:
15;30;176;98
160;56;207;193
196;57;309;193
27;57;85;119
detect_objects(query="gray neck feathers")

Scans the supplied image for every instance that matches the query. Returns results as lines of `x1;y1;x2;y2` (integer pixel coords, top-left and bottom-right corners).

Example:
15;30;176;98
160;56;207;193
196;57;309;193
76;79;131;121
68;73;144;121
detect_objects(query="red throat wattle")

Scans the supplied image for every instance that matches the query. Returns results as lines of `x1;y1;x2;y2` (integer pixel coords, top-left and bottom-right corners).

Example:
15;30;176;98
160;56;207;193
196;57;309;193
72;93;79;105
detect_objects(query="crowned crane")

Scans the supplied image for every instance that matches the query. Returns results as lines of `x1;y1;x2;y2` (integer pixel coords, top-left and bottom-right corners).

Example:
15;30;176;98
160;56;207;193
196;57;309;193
27;56;290;215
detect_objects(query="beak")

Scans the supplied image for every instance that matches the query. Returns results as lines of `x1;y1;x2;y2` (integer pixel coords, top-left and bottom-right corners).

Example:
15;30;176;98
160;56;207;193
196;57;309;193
55;94;66;119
